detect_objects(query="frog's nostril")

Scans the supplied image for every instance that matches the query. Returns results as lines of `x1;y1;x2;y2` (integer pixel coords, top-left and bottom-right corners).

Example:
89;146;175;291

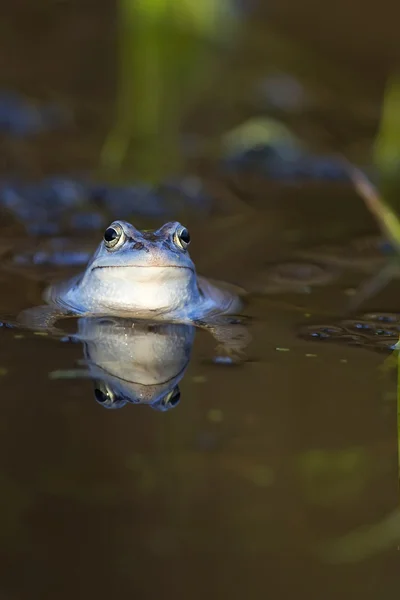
132;242;145;251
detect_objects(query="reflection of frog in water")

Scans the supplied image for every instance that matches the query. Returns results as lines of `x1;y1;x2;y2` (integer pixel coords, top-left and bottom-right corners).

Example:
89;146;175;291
2;211;393;358
18;220;251;361
76;317;195;411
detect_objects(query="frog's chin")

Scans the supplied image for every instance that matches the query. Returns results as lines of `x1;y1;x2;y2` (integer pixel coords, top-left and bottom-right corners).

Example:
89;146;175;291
52;267;198;318
93;266;197;311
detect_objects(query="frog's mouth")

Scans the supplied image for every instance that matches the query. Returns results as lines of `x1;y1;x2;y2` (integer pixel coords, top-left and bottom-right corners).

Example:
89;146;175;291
92;265;194;272
91;264;196;284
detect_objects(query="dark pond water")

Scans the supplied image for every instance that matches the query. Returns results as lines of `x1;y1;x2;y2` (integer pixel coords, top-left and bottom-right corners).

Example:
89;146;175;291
0;2;399;599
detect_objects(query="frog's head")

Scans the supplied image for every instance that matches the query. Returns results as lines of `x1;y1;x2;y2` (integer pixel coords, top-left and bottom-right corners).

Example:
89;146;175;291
93;379;181;412
90;220;193;271
77;220;198;315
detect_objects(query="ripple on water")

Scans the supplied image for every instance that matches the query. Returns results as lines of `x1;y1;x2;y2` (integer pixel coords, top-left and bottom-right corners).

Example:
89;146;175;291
295;234;390;271
251;260;340;294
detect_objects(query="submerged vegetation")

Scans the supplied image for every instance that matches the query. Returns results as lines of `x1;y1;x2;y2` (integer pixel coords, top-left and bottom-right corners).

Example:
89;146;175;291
347;75;400;479
101;0;239;182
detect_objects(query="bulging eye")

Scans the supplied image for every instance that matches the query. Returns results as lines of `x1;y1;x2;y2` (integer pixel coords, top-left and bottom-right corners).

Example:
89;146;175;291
174;226;191;250
104;223;124;249
151;386;181;412
166;387;181;407
162;386;181;409
94;382;114;406
94;381;126;409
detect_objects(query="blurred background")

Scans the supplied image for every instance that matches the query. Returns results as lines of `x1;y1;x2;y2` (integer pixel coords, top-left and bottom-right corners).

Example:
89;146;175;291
0;1;400;599
0;0;396;183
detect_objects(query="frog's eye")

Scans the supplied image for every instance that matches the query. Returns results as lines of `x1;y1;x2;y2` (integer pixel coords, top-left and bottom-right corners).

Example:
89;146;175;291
165;387;181;407
94;381;126;409
173;226;191;250
94;381;114;405
104;223;124;250
161;386;181;409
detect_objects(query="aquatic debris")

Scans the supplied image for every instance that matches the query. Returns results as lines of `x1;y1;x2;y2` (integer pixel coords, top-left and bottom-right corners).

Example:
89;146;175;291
48;369;91;380
363;311;400;323
223;141;350;183
296;446;370;507
349;167;400;252
344;288;356;296
0;178;86;235
0;176;211;236
321;507;400;563
192;375;207;384
59;336;80;343
68;212;106;231
222;117;302;158
247;465;274;488
297;312;400;353
13;236;94;267
207;409;224;423
89;183;166;218
0;90;68;137
0;322;15;328
259;72;307;112
212;355;236;365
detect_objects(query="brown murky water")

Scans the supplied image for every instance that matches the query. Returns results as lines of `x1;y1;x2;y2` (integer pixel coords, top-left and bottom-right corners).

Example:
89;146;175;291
0;2;399;600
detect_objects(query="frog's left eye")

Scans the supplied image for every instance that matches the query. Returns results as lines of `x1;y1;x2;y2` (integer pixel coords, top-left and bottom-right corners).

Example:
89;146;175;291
165;387;181;408
152;386;181;411
174;226;191;250
104;223;124;250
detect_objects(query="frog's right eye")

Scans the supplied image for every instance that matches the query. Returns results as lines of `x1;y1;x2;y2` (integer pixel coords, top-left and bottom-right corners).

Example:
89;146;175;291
104;223;125;250
94;380;126;409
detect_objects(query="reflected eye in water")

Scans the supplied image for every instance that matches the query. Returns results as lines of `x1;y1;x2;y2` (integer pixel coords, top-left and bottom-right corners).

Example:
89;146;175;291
103;222;125;250
93;380;127;409
173;225;191;251
151;386;181;412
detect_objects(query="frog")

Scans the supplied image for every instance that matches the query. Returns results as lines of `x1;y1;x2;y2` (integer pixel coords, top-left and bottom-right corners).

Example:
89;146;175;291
18;220;251;360
76;317;195;411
